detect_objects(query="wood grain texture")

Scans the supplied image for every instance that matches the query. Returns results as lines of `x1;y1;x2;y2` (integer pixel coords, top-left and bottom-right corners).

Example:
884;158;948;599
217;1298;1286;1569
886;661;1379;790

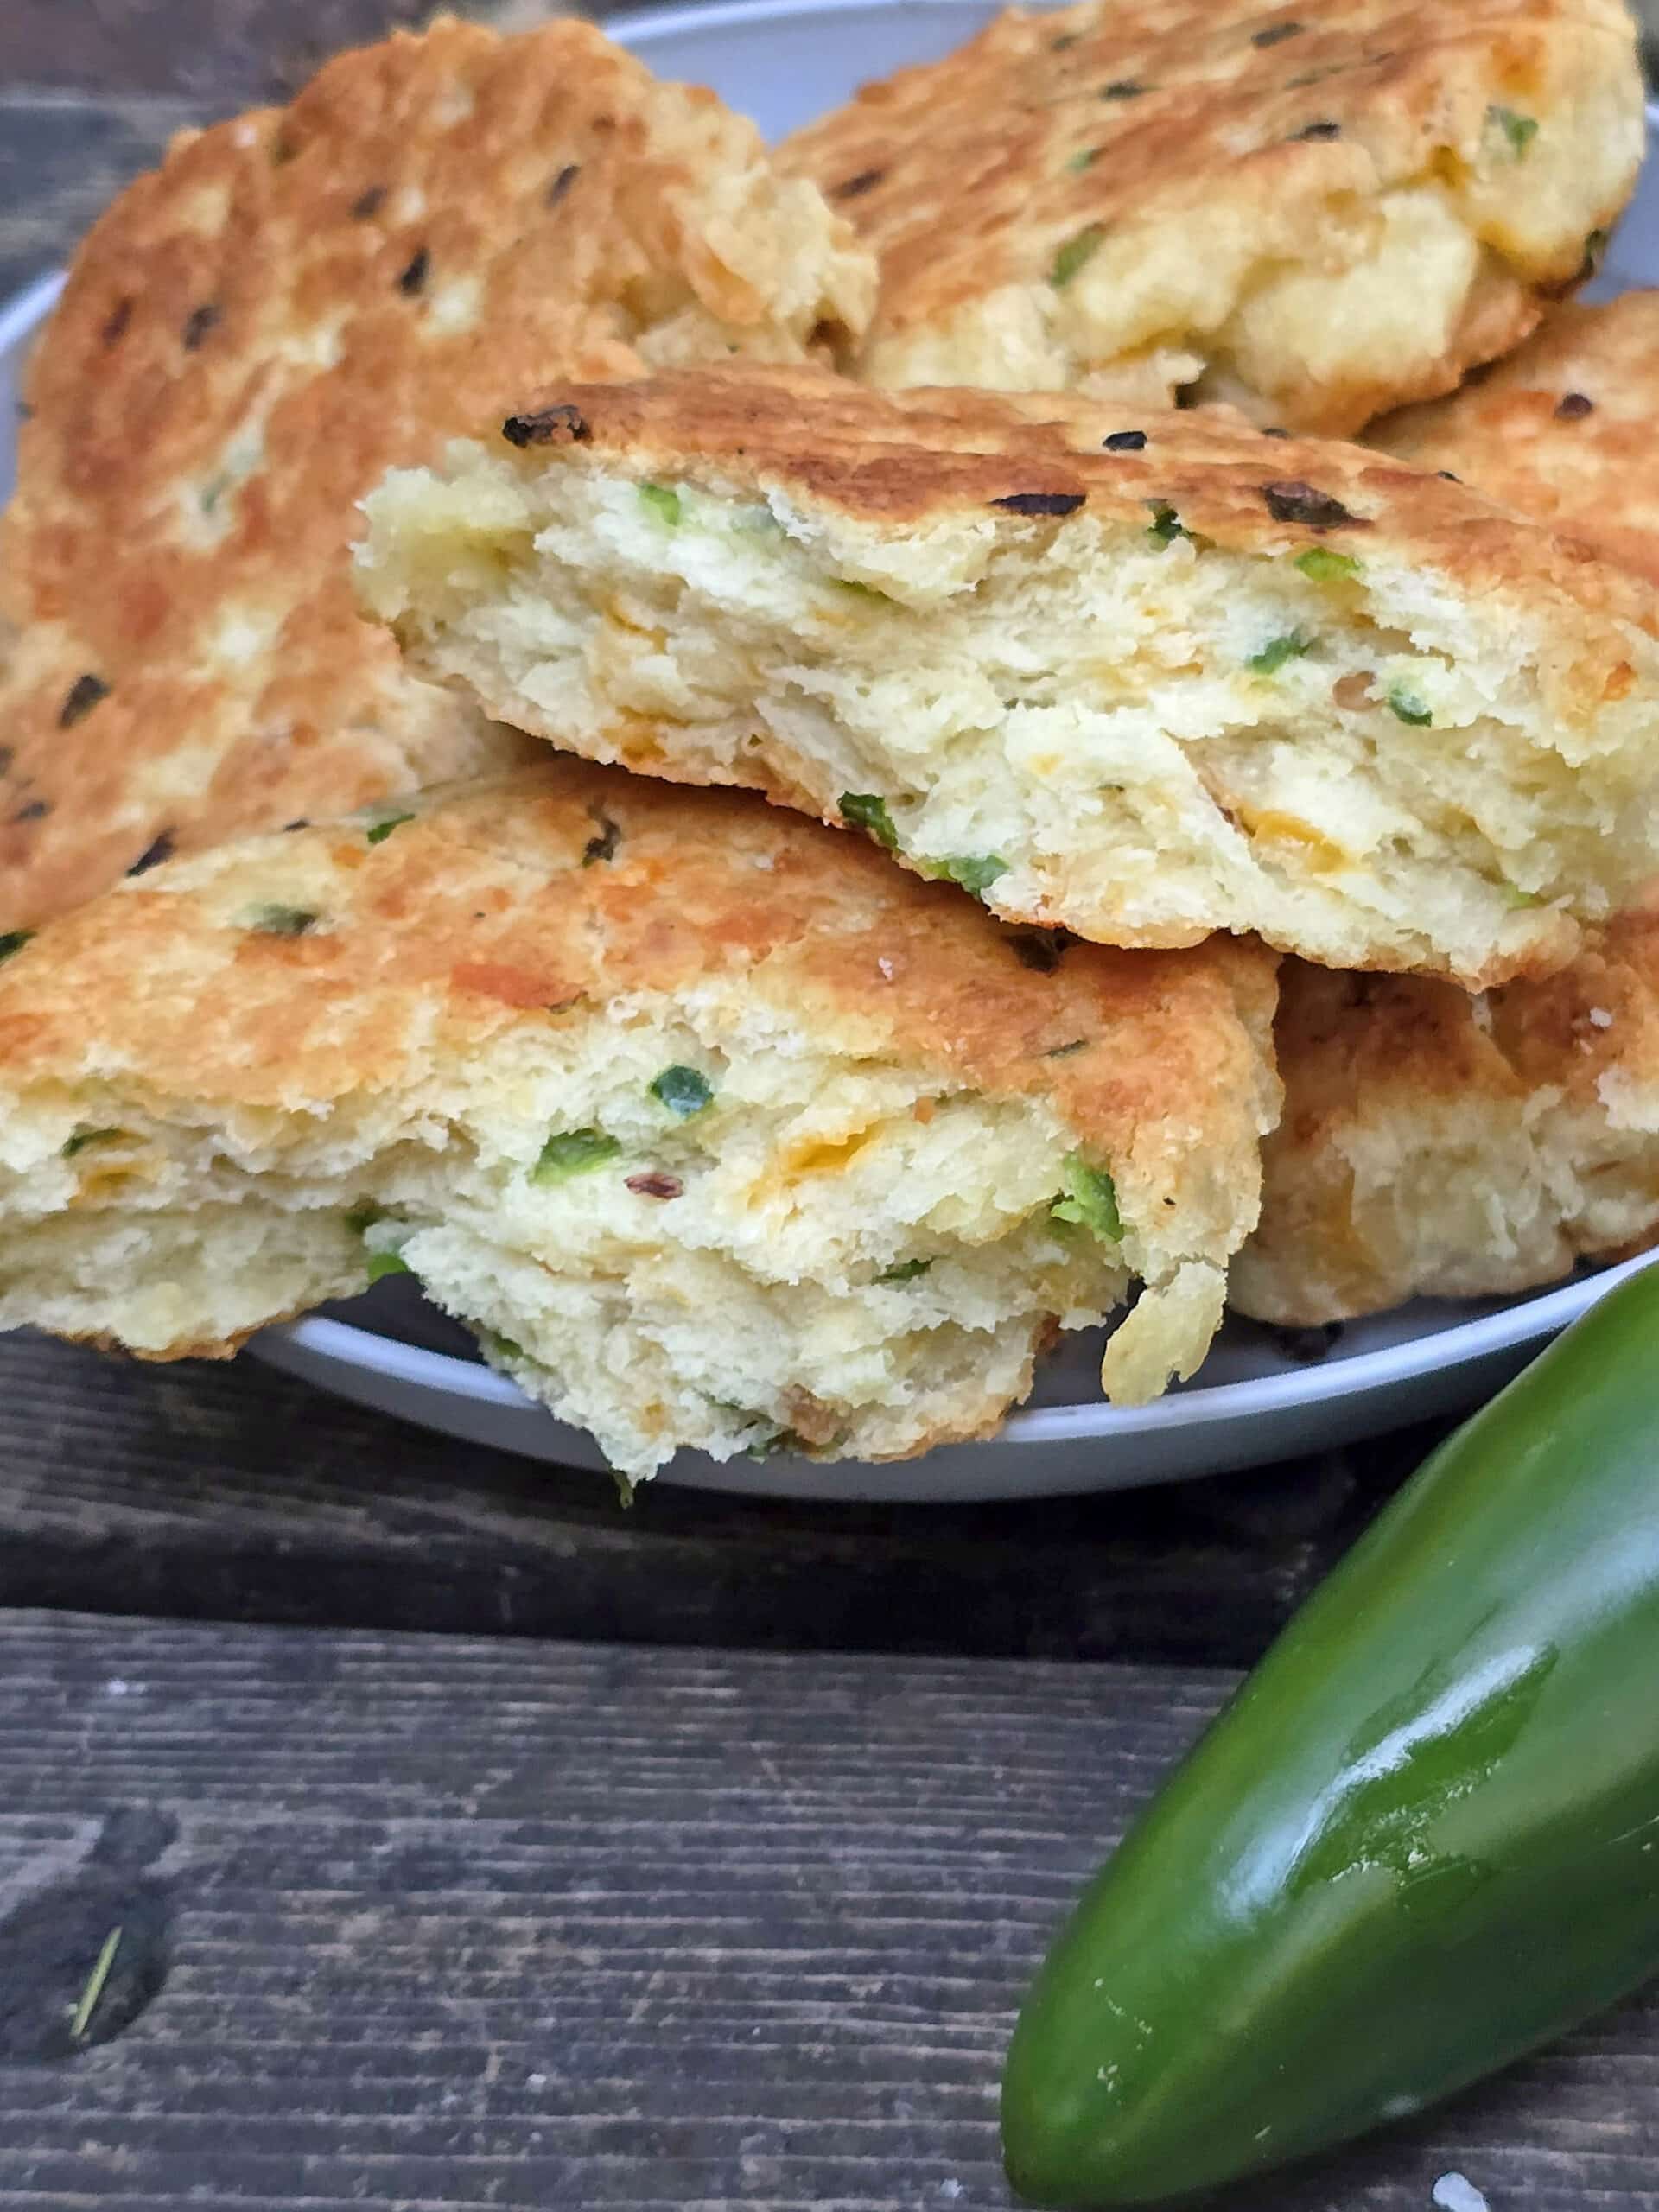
0;4;591;298
0;1611;1656;2212
0;1329;1417;1661
0;92;205;299
3;0;567;102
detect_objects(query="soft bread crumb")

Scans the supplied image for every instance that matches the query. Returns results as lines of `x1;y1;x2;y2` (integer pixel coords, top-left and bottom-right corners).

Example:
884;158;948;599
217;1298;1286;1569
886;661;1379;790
779;0;1643;434
1098;1259;1225;1403
1236;916;1659;1325
0;762;1280;1475
359;368;1659;988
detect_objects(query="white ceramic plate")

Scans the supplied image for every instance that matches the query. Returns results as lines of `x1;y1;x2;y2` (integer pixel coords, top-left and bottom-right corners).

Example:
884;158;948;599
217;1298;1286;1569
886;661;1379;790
5;3;1656;1500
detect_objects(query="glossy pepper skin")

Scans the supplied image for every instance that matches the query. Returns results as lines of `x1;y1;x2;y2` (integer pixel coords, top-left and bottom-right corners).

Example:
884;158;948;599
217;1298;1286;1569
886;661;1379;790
1003;1262;1659;2207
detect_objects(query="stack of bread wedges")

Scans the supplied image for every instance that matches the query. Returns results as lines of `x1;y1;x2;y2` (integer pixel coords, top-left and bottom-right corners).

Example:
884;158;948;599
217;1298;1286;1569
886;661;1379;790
3;0;1657;1483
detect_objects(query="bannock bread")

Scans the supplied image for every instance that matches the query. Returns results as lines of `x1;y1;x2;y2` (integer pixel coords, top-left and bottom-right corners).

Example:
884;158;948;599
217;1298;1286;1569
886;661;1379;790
0;18;873;932
0;761;1281;1479
1370;292;1659;585
779;0;1643;433
1238;299;1659;1325
359;366;1659;988
1233;921;1659;1325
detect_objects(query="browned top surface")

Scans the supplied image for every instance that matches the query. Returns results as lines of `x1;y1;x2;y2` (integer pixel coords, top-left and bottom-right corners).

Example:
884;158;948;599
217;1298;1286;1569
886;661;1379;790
0;16;867;932
1371;290;1659;586
471;365;1659;686
779;0;1636;357
0;757;1278;1254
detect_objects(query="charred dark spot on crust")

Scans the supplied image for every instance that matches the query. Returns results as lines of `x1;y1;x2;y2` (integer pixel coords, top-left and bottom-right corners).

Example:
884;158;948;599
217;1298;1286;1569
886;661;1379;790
10;799;48;823
1268;1319;1345;1363
832;168;887;200
1555;390;1595;419
247;905;319;938
1436;468;1462;481
503;404;590;448
60;674;110;728
1576;227;1610;285
1044;1038;1090;1058
1100;79;1147;98
1251;19;1304;44
1050;30;1080;48
1103;429;1147;452
127;830;175;876
546;163;581;207
351;184;386;220
626;1171;684;1201
181;303;221;351
283;818;309;833
582;809;621;866
397;246;429;296
1262;426;1291;437
1262;479;1363;529
270;132;298;166
991;490;1086;516
1006;926;1078;972
1291;119;1341;140
102;297;134;347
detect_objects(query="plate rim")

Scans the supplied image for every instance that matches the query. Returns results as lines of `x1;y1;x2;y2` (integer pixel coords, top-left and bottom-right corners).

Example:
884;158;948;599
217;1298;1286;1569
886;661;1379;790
0;270;65;355
275;1252;1650;1444
607;0;995;34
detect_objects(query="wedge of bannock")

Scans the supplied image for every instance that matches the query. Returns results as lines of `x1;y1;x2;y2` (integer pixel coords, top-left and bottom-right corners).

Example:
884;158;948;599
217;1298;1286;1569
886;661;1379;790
360;365;1659;988
1234;917;1659;1325
779;0;1643;432
0;761;1281;1479
0;17;873;931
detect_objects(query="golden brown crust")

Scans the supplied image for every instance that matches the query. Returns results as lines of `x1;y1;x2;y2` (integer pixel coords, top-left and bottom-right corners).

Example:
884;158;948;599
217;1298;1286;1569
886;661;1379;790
0;759;1278;1271
0;19;870;932
1237;906;1659;1322
1370;293;1659;587
1292;910;1659;1125
1238;963;1524;1322
461;363;1659;684
780;0;1640;430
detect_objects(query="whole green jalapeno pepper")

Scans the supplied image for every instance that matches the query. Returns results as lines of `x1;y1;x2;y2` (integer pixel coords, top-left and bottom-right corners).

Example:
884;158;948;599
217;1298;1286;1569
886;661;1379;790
1003;1262;1659;2205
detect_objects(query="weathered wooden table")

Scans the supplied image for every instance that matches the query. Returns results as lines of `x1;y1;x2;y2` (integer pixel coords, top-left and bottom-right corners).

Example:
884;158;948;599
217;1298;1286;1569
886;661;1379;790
4;9;1658;2207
